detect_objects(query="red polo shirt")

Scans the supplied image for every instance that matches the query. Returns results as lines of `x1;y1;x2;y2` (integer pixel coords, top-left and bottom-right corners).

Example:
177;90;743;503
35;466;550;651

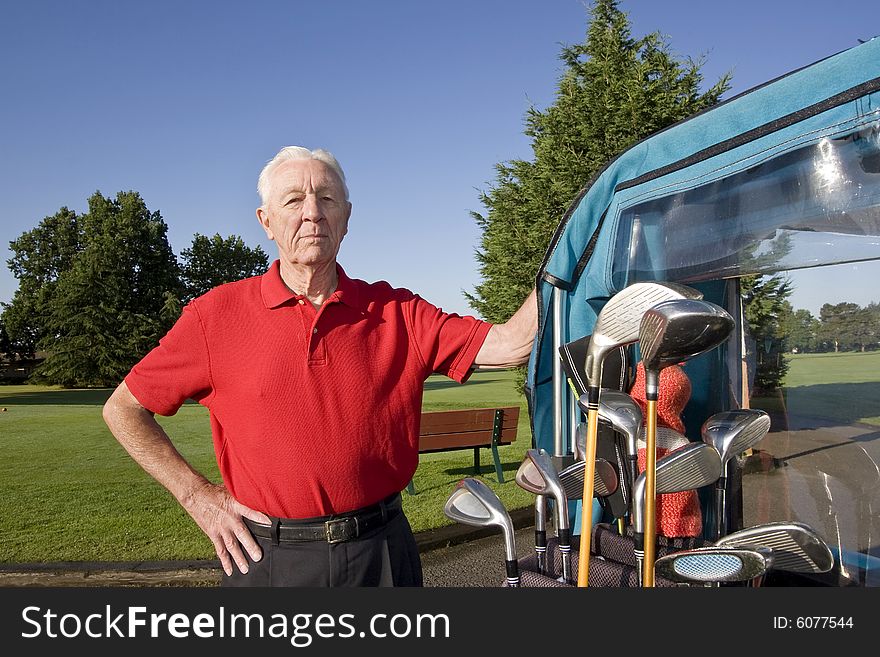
125;261;492;519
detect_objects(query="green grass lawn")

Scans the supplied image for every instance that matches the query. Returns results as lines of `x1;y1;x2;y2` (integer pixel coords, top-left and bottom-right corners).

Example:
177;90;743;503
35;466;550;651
4;350;876;564
752;351;880;426
0;370;534;563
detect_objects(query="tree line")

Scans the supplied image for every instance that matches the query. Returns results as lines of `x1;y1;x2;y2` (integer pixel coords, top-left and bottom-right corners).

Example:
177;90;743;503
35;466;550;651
778;300;880;354
0;190;267;386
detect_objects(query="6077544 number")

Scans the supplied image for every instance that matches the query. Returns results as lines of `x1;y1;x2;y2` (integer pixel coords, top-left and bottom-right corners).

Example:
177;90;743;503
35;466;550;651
773;617;854;629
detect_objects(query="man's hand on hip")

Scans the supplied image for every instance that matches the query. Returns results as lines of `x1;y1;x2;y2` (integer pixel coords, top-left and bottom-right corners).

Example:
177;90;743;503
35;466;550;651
184;482;272;576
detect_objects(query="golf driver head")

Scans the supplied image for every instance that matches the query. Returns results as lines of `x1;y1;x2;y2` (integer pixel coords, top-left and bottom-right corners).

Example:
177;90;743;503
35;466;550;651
714;521;835;573
655;546;774;584
638;299;735;397
633;442;723;534
701;408;772;468
444;478;518;563
585;282;702;385
558;458;619;499
515;449;569;531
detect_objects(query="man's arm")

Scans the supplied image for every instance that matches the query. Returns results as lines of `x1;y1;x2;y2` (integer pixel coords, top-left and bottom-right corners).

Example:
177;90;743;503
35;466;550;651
473;287;538;369
102;381;271;576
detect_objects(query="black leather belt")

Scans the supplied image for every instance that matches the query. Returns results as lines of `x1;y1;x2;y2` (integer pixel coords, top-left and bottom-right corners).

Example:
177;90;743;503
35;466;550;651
244;494;402;544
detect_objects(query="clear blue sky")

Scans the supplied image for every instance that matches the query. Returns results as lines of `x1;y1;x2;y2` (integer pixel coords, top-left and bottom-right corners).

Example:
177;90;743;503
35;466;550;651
0;0;874;318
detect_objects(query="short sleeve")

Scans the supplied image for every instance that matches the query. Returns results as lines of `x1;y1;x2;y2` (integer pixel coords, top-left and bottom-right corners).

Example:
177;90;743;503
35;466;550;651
407;295;492;383
124;301;213;415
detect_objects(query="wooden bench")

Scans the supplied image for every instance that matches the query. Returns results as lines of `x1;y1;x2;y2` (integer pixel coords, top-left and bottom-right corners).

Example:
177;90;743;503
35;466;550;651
406;406;520;495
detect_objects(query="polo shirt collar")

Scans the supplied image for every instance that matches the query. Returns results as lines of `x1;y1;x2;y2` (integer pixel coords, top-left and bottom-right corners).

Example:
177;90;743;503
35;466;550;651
260;260;364;311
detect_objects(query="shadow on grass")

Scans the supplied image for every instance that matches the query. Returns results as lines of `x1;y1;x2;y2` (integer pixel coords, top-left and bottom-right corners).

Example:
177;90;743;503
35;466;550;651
0;388;114;406
422;378;493;392
752;381;880;430
0;388;206;407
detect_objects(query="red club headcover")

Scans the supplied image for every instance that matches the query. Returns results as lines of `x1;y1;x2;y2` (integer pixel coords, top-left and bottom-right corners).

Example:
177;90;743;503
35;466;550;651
630;362;702;538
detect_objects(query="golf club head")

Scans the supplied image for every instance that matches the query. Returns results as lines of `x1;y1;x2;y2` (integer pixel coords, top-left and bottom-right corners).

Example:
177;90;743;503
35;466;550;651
701;408;772;468
636;425;691;452
559;458;619;499
638;299;735;398
714;521;835;573
596;389;643;459
444;478;517;563
515;449;569;531
633;442;722;534
655;546;774;584
585;282;703;386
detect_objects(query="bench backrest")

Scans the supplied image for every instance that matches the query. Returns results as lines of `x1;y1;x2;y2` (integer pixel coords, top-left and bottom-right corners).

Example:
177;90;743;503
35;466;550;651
418;406;520;453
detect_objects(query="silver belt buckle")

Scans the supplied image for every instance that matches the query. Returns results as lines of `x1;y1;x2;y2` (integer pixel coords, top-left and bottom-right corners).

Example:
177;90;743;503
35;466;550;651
325;517;358;544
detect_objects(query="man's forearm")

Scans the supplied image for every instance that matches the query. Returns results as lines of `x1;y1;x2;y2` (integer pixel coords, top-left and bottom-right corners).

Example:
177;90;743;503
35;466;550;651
474;287;538;369
102;383;211;510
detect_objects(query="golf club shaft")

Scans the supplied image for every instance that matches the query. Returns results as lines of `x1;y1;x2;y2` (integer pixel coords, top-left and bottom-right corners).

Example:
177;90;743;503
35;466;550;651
714;476;728;541
535;494;548;575
576;391;601;587
643;398;657;588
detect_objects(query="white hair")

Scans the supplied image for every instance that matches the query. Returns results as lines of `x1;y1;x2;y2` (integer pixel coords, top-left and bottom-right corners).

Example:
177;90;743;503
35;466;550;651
257;146;349;205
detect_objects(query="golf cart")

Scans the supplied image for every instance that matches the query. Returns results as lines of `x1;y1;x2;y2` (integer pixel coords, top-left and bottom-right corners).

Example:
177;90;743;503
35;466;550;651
526;35;880;587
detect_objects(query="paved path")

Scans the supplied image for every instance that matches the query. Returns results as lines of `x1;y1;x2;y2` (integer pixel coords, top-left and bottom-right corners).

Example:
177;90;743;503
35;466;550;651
0;508;537;588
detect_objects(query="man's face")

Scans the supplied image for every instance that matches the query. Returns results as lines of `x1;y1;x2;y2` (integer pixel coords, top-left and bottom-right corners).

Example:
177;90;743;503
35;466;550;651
256;158;352;268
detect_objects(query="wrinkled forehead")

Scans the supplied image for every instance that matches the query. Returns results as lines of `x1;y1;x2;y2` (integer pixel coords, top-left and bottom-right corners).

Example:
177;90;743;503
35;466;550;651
268;159;347;199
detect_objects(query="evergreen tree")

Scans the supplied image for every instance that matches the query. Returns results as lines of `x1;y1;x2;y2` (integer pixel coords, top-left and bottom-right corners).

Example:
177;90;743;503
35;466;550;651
467;0;729;388
468;0;730;322
741;274;792;390
2;207;83;357
778;304;819;353
32;191;182;386
180;233;269;303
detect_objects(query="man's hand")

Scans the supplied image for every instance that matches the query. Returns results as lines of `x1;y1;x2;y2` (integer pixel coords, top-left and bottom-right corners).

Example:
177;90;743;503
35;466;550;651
183;481;272;576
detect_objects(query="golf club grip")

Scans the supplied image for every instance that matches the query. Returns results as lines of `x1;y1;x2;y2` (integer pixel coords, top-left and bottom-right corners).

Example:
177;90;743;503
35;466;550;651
505;560;520;587
632;530;645;586
535;529;547;576
558;527;573;583
714;477;727;541
577;400;601;587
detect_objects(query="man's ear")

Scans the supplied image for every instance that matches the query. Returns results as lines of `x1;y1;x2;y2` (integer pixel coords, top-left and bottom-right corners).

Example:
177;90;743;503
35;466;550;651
342;201;352;237
256;207;274;240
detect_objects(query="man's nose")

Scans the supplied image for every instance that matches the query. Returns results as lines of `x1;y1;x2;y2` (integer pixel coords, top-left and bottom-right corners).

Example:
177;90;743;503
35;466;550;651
301;194;324;222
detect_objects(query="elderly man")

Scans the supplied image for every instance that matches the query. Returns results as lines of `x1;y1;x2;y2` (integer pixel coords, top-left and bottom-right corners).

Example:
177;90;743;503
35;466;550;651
103;146;537;587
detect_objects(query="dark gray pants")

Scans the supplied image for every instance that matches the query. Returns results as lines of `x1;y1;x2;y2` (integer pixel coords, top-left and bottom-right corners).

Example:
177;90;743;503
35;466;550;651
222;507;423;587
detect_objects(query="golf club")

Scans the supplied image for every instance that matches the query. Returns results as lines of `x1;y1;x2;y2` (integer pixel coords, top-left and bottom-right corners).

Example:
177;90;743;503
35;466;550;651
637;298;734;586
577;281;702;586
443;478;520;587
654;545;773;585
559;457;619;500
534;493;548;576
700;409;772;539
515;449;573;583
714;520;835;575
594;389;643;511
632;441;722;585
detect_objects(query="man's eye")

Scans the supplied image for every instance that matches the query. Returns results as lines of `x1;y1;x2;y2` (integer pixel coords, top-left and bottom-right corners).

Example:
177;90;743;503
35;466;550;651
322;196;335;202
286;197;305;205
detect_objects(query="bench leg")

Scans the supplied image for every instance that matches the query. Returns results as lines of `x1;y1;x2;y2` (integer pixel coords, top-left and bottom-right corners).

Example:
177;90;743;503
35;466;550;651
491;443;505;483
406;480;416;495
472;447;481;475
